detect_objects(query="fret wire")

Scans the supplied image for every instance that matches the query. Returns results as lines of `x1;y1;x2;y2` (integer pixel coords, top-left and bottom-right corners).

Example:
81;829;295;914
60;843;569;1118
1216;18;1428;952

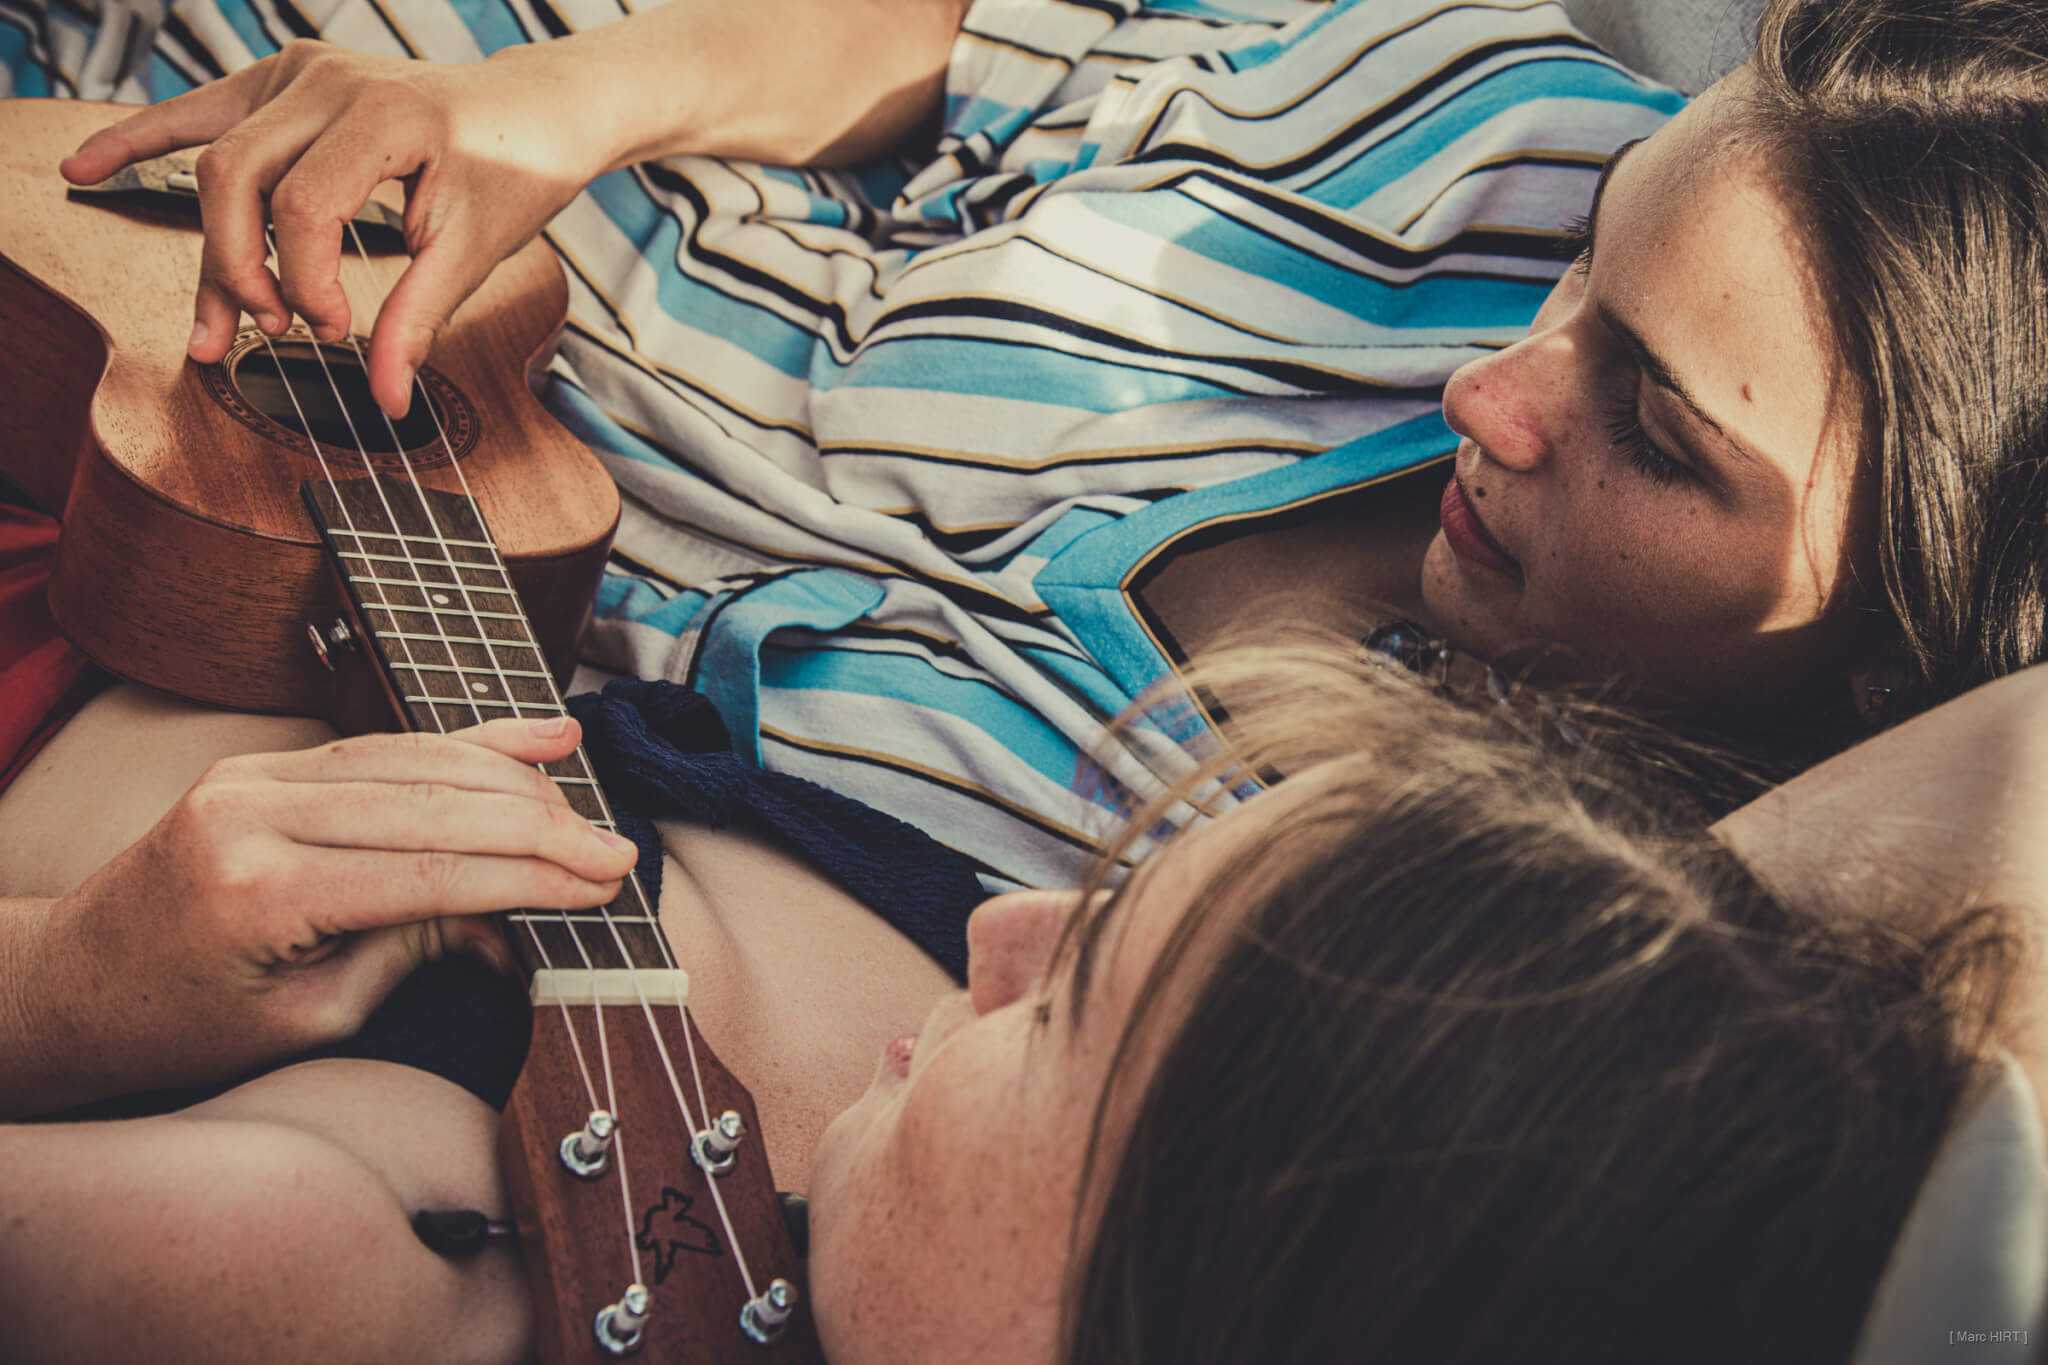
392;662;553;680
333;548;503;571
365;605;529;623
406;694;525;710
346;572;516;596
326;528;498;549
507;914;660;925
381;630;536;649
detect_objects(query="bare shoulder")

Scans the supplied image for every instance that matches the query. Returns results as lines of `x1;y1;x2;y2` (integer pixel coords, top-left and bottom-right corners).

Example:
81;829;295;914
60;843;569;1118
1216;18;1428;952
1714;665;2048;939
1715;668;2048;1117
0;681;335;897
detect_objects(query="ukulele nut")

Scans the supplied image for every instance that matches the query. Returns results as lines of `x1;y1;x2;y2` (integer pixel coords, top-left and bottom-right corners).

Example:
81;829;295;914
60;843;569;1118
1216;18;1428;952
559;1110;618;1179
692;1110;746;1177
594;1283;651;1356
740;1278;797;1346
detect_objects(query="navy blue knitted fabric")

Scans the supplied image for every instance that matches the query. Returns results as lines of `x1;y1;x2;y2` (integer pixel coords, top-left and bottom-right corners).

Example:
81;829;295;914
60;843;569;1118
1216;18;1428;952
567;677;984;982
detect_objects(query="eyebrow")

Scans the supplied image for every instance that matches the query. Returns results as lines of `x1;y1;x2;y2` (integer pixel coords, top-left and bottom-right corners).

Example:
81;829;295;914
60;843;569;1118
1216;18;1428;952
1582;139;1763;473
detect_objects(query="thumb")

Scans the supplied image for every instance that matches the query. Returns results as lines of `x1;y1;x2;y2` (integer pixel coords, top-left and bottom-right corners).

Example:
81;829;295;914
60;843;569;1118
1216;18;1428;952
308;919;444;1042
292;916;519;1045
366;232;498;419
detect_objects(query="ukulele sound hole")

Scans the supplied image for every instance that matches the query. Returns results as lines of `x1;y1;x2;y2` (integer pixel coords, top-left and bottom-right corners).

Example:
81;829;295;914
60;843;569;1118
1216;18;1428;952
233;342;446;453
202;327;481;471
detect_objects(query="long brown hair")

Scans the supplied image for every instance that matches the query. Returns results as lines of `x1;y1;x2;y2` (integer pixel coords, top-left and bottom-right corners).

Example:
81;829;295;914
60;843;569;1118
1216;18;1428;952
1060;644;2009;1363
1742;0;2048;717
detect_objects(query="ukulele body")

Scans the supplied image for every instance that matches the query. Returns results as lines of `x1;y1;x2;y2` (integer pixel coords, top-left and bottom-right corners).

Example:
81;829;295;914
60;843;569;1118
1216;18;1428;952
0;97;617;729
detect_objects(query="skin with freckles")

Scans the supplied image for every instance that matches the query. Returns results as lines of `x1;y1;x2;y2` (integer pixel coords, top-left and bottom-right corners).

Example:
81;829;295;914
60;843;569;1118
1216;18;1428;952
1419;69;1882;718
802;786;1291;1365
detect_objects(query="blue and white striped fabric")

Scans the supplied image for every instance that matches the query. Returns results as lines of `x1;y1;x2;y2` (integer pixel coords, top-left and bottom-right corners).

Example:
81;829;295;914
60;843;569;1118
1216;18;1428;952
2;0;1681;891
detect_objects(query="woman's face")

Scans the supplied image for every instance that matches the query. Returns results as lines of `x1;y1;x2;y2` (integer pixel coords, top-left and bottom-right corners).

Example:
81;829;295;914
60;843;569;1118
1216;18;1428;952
803;792;1278;1365
1422;72;1880;717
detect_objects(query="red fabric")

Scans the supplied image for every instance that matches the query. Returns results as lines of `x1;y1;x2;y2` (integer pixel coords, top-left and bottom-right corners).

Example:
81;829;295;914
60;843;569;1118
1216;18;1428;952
0;504;104;790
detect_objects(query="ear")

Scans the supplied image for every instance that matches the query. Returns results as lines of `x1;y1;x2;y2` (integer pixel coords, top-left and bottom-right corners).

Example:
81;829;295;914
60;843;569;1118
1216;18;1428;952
1849;654;1918;729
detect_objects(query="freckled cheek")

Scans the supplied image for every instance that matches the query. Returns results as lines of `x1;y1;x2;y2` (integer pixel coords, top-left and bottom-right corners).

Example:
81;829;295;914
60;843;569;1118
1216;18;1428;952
1532;481;1696;619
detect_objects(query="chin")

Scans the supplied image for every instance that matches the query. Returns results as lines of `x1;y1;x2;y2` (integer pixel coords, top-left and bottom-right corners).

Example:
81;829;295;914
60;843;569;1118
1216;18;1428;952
1416;536;1513;657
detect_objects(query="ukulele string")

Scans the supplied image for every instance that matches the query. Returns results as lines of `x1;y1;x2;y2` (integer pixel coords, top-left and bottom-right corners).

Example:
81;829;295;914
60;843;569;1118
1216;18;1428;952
339;223;761;1301
231;253;662;1256
260;232;655;1285
237;255;593;1162
333;234;693;991
293;231;657;1289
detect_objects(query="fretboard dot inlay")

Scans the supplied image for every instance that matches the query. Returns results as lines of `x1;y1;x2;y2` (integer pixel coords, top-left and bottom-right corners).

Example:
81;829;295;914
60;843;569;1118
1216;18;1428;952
304;476;658;980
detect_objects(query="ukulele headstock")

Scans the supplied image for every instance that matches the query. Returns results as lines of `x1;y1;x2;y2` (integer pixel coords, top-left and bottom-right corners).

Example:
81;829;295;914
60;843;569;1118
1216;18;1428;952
502;990;824;1363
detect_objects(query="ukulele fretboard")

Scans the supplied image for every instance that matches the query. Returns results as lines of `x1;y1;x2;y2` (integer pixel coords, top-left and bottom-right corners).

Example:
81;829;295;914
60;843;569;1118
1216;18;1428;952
304;476;672;978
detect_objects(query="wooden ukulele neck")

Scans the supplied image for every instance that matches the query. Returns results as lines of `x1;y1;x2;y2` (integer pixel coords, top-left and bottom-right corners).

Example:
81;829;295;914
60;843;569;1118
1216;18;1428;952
300;474;823;1364
303;476;661;978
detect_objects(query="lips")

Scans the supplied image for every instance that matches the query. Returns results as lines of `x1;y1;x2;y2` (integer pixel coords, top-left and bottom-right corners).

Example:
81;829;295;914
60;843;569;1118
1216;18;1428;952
1438;475;1522;580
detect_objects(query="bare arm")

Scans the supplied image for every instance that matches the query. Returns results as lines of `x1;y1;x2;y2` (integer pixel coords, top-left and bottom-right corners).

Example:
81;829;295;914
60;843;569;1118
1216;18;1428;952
1714;666;2048;1080
0;700;632;1117
0;1060;527;1365
519;0;974;170
56;0;973;417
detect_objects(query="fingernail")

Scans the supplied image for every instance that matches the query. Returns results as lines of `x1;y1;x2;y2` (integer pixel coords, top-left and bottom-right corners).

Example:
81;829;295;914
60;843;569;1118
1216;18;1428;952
188;319;209;353
598;829;637;856
258;311;284;334
529;716;570;738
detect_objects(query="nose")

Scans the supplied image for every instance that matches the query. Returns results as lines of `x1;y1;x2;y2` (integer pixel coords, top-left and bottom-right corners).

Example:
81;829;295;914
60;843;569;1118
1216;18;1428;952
966;890;1087;1015
1440;326;1576;474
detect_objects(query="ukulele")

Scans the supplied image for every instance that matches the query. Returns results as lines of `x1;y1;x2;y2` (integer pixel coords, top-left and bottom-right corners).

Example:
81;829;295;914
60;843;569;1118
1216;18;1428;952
0;98;824;1363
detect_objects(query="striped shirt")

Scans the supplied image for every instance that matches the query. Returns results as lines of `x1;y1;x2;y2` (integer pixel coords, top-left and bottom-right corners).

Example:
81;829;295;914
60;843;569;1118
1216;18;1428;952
4;0;1682;891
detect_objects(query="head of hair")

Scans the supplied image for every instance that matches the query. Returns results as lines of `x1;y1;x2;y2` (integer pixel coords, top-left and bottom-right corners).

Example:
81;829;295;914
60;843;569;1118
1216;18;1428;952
1060;642;2009;1364
1737;0;2048;719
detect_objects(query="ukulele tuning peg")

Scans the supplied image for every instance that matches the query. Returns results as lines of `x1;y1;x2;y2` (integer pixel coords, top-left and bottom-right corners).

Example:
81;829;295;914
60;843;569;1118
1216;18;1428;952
304;619;358;671
740;1278;797;1346
558;1109;617;1179
692;1110;746;1177
593;1282;651;1357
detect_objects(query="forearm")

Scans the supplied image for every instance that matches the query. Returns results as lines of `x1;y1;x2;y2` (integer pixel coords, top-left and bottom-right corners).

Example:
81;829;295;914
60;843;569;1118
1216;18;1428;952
0;893;113;1117
0;891;203;1117
495;0;973;171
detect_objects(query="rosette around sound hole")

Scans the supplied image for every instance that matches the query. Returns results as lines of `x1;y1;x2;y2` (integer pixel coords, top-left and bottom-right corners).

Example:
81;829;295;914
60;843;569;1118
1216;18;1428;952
203;328;479;472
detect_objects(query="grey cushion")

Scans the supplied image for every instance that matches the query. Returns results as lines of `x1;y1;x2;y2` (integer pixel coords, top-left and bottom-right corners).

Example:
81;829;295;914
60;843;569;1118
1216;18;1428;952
1851;1057;2048;1365
1560;0;1767;92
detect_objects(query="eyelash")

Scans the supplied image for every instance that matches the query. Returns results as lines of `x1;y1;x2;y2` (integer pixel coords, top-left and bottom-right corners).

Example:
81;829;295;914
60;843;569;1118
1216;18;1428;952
1552;212;1594;272
1605;395;1691;488
1551;211;1690;489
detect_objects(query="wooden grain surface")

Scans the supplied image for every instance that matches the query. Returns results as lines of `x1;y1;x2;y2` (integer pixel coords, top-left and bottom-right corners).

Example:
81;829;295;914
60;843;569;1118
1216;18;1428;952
0;97;619;719
503;1004;825;1365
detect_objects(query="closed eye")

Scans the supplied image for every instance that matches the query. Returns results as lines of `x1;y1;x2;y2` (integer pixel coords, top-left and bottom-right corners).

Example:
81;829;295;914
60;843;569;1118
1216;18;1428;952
1605;395;1692;489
